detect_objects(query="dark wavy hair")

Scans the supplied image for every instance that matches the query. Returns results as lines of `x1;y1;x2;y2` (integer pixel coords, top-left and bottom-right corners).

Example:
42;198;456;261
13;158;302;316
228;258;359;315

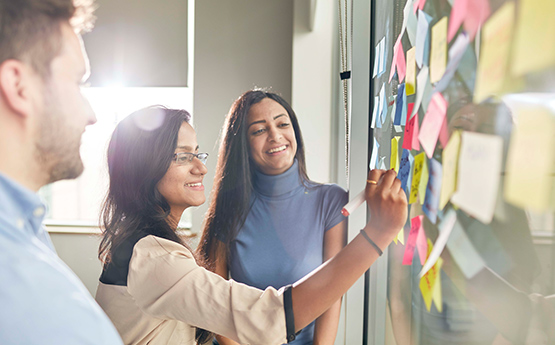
98;105;211;344
197;89;309;270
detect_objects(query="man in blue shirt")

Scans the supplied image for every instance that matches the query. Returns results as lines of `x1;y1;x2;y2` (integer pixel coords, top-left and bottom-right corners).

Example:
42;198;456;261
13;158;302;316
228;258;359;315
0;0;122;343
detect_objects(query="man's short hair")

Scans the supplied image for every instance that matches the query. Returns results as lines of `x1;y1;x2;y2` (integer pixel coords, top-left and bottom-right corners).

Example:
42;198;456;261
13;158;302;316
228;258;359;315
0;0;96;78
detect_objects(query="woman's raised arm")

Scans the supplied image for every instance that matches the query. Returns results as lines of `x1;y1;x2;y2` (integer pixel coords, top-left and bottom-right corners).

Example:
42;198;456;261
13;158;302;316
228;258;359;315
291;169;407;331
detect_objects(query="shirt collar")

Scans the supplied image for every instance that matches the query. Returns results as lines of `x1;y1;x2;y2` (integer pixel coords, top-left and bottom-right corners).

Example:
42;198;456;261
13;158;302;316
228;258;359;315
0;172;46;233
253;159;303;197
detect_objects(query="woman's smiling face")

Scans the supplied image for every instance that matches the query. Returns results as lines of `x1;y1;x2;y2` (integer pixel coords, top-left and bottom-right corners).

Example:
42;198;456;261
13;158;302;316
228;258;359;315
246;98;297;175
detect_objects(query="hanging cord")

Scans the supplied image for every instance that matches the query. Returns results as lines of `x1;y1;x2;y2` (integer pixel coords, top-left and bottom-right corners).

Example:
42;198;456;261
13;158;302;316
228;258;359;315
338;0;353;183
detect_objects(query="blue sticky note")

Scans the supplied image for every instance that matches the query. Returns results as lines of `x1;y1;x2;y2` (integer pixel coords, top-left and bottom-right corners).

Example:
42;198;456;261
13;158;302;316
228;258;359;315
370;137;380;169
394;84;405;126
401;87;407;126
423;158;442;224
398;149;414;199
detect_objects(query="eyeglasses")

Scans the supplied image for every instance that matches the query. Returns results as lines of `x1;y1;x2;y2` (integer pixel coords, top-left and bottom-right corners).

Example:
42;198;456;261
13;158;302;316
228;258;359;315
173;152;209;165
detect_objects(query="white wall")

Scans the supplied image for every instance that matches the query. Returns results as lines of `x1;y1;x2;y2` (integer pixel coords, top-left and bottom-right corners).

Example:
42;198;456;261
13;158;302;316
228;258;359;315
191;0;294;236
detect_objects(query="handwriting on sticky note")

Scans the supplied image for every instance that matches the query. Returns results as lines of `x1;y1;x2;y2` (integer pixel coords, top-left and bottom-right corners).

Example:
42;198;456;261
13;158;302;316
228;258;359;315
403;215;425;265
418;93;448;158
423;158;442;224
403;109;418;150
439;130;461;210
430;17;447;84
410;153;426;204
420;238;443;312
399;149;414;198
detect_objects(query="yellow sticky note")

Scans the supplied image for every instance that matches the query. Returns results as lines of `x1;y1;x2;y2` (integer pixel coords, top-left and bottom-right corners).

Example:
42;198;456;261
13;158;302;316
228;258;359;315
474;2;516;103
431;257;443;312
410;152;426;204
511;0;555;76
505;104;555;211
430;17;447;84
419;158;429;205
420;239;443;312
406;47;416;95
396;227;405;245
391;136;401;173
439;130;461;210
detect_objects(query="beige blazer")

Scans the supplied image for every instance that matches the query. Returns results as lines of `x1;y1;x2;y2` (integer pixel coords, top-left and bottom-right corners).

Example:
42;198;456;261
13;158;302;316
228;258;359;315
96;235;290;345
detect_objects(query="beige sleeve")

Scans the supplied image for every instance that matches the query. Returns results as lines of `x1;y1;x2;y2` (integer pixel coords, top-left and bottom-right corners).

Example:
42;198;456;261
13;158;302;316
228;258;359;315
127;235;288;345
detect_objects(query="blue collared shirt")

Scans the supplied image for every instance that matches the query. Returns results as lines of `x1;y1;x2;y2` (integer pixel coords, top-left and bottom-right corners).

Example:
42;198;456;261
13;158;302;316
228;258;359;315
0;173;122;344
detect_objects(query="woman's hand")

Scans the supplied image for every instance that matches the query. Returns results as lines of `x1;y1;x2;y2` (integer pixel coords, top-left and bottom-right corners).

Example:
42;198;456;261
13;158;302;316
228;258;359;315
363;169;408;248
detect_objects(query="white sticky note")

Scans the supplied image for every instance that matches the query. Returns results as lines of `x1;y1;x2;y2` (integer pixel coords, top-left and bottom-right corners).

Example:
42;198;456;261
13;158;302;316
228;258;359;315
419;208;457;278
451;132;503;224
370;137;380;169
416;10;433;68
412;66;429;118
446;216;486;279
371;96;379;129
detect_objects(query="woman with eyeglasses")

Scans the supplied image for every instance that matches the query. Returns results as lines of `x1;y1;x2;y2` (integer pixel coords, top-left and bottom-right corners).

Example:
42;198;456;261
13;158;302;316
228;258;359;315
95;105;407;345
198;90;347;345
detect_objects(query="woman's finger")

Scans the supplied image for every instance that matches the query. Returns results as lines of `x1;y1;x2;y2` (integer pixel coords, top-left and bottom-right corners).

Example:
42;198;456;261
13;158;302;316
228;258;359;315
378;169;398;188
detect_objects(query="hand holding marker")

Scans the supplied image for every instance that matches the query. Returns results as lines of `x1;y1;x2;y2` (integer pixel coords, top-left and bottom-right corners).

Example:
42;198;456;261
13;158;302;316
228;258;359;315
341;180;378;216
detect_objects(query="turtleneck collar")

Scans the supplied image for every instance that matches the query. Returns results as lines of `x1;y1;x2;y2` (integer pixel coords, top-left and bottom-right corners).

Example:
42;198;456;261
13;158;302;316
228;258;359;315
253;159;303;198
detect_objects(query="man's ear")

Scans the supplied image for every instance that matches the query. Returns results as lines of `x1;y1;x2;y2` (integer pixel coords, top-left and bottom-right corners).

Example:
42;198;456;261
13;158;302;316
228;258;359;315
0;59;38;118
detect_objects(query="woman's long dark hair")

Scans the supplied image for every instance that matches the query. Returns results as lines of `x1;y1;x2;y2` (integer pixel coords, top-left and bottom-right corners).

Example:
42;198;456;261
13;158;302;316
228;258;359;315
197;90;309;270
98;106;212;344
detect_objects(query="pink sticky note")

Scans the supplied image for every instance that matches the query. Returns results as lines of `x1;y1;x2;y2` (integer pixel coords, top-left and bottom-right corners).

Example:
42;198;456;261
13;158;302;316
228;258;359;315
415;217;428;265
447;0;467;42
464;0;491;41
418;93;448;158
438;115;449;148
413;0;426;14
389;35;407;82
412;113;421;150
403;105;417;150
403;215;424;265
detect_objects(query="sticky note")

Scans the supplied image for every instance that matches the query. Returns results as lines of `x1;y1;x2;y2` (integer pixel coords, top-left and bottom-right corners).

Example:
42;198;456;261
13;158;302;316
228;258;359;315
412;66;429;117
430;17;448;84
435;32;470;93
394;84;405;126
451;132;503;224
446;216;485;279
399;149;414;199
403;215;426;265
391;136;401;173
373;39;381;78
390;35;407;83
438;116;449;149
413;0;426;13
448;0;491;42
423;158;442;224
403;110;419;150
504;102;555;211
378;156;387;170
419;208;456;278
406;48;416;95
418;93;448;159
511;0;555;76
473;2;515;104
439;131;461;210
410;153;426;204
416;10;433;68
370;137;380;169
420;238;443;312
370;96;378;129
419;157;429;205
407;9;418;46
421;77;434;112
397;227;405;245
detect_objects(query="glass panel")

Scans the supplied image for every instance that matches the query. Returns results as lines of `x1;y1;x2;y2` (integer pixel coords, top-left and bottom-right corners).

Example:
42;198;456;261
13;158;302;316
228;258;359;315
369;0;555;344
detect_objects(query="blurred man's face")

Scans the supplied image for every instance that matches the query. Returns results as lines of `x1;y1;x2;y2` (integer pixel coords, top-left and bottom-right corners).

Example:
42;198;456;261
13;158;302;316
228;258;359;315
35;23;96;183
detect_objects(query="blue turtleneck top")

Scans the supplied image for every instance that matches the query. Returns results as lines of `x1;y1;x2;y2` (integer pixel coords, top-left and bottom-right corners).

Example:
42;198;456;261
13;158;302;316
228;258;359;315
228;160;347;345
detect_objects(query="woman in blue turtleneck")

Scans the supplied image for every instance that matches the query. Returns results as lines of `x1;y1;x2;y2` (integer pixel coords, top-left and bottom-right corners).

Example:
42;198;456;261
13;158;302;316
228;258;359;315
198;90;347;345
